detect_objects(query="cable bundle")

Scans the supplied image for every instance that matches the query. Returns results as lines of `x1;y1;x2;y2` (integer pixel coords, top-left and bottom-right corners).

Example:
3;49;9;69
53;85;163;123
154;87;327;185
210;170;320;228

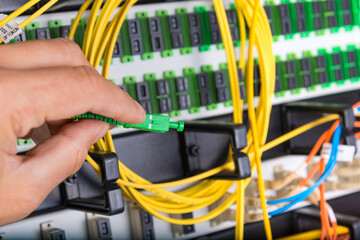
0;1;353;240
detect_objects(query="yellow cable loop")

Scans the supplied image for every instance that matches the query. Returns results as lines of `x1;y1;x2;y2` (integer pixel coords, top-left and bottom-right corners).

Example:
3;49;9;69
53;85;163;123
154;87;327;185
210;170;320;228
74;0;338;232
99;0;334;218
118;160;225;206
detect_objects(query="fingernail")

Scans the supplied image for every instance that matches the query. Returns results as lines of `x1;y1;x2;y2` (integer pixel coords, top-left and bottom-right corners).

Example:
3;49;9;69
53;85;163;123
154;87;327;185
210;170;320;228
135;101;146;115
94;123;110;144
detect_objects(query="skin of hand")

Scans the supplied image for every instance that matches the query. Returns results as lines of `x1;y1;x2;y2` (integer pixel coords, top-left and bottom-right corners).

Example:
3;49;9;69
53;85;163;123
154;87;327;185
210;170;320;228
0;39;146;226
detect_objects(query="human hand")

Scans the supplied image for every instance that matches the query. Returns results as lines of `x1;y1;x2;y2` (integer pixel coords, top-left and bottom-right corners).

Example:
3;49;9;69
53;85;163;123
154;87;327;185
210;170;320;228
0;39;146;225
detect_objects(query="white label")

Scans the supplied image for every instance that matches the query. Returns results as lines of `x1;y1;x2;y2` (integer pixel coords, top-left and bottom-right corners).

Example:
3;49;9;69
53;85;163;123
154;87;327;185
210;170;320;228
320;143;356;163
0;14;22;43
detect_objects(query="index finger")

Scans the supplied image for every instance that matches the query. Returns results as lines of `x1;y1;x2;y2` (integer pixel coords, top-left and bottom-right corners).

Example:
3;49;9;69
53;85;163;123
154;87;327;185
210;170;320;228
0;66;146;137
0;39;90;69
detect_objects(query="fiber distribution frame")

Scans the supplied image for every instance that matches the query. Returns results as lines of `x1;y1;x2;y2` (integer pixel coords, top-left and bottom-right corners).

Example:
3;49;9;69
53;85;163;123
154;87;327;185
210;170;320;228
2;0;360;239
15;0;360;151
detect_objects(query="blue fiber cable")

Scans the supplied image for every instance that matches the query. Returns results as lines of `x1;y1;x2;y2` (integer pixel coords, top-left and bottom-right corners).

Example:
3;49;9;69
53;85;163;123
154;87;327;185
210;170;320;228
268;125;341;216
268;125;341;205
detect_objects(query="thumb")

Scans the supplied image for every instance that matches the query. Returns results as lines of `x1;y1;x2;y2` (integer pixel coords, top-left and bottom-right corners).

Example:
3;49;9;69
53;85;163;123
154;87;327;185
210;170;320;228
21;119;109;201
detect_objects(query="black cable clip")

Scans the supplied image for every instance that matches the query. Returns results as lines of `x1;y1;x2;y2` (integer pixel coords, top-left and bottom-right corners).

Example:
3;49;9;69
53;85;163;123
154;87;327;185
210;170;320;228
61;151;124;215
181;121;251;180
282;101;356;154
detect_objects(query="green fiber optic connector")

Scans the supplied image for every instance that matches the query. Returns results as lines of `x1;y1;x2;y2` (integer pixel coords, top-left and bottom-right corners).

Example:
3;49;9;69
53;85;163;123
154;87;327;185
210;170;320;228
72;113;184;133
122;114;184;133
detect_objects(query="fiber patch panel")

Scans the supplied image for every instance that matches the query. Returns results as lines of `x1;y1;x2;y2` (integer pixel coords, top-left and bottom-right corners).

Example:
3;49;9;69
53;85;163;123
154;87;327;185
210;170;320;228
12;1;360;60
13;0;360;150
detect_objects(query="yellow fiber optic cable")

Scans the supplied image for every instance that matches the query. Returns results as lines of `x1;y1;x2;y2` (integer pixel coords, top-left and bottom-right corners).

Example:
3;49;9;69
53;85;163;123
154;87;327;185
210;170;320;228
89;0;123;64
99;0;136;171
127;185;238;225
261;114;339;152
277;226;349;240
68;0;93;40
234;1;250;239
0;0;59;44
93;142;102;151
0;0;41;28
212;1;247;239
245;0;272;238
98;138;108;151
236;1;274;238
211;6;245;233
236;181;245;240
82;0;103;57
85;1;129;159
235;1;246;71
213;0;241;123
86;155;101;175
102;0;138;78
93;7;123;68
83;0;136;200
19;0;60;30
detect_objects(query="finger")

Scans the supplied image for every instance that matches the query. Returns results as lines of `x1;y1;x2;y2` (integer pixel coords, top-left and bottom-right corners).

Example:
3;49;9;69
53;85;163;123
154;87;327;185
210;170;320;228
0;39;90;69
2;120;109;223
20;129;33;140
1;66;146;138
24;120;109;190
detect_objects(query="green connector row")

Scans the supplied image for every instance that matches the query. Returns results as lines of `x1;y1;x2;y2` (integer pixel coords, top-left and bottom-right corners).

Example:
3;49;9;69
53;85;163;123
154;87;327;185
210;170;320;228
275;44;360;95
17;1;360;62
120;43;360;118
265;0;359;39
